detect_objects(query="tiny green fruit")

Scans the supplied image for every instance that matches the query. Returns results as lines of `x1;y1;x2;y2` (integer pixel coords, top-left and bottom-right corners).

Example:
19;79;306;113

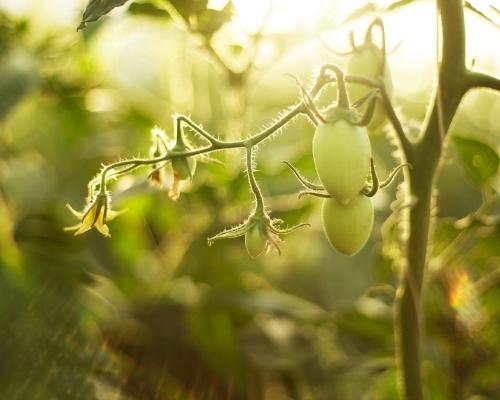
171;156;196;180
171;138;197;181
321;195;374;256
346;42;393;133
169;140;197;200
312;119;371;203
245;222;267;258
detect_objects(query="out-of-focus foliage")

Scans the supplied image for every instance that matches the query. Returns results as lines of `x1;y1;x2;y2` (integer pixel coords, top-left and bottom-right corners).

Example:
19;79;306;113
78;0;129;30
0;1;499;399
452;136;499;186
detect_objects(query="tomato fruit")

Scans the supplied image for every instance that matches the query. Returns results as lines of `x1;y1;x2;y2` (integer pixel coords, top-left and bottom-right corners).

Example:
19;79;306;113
313;119;371;203
171;140;196;181
168;140;196;200
245;222;267;258
171;156;196;180
321;195;374;255
346;42;393;133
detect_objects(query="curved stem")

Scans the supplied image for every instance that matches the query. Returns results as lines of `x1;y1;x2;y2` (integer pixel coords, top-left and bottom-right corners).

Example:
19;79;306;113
176;114;220;145
465;70;500;92
97;68;332;188
361;159;379;197
352;94;378;126
345;75;413;160
349;30;358;51
321;65;349;109
364;17;387;75
246;146;264;212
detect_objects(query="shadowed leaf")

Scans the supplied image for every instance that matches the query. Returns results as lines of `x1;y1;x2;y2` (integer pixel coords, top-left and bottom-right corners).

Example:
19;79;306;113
128;2;170;18
342;0;417;24
78;0;129;31
453;136;499;186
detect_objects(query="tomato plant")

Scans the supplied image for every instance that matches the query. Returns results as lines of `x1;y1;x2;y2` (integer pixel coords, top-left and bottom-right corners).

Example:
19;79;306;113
312;119;371;203
2;1;493;399
321;195;374;255
244;222;268;258
346;18;393;134
63;1;500;396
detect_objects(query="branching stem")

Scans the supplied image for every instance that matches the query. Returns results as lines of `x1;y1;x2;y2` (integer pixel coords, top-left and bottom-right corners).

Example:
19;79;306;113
97;66;335;192
345;74;414;160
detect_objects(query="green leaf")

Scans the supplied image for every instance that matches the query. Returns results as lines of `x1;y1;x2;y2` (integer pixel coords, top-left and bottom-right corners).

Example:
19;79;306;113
0;51;39;120
167;0;209;22
229;290;329;322
128;2;170;18
78;0;130;31
196;7;234;38
453;136;499;186
167;0;233;38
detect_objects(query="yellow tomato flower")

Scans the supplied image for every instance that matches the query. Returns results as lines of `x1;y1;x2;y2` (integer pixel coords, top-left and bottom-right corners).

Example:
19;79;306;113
65;194;126;237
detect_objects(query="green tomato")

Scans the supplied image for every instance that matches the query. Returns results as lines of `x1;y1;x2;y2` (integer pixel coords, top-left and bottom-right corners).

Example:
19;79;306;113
346;42;393;133
245;223;267;258
171;156;196;180
312;119;371;203
321;195;374;256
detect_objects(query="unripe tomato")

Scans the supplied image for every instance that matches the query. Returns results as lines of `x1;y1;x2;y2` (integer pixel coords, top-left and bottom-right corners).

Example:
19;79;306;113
312;119;371;203
321;195;374;256
171;156;196;180
171;140;196;180
245;223;267;258
346;42;393;133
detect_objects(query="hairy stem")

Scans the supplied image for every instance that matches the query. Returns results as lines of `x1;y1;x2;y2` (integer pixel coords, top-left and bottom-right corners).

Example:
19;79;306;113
97;68;333;190
396;1;467;399
246;146;265;212
345;74;413;159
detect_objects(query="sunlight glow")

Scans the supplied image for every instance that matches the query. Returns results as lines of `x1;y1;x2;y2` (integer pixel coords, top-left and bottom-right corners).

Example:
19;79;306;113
448;270;485;335
232;0;331;34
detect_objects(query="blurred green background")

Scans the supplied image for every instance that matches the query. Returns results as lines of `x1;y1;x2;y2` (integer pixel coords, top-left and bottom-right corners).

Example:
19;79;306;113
0;0;499;399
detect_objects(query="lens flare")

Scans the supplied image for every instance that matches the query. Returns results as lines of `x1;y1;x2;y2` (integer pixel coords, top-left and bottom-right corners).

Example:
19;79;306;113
448;270;485;335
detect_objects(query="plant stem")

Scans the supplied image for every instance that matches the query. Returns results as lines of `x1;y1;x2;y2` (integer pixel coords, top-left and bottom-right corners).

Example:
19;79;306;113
246;146;265;212
396;1;467;399
97;68;332;188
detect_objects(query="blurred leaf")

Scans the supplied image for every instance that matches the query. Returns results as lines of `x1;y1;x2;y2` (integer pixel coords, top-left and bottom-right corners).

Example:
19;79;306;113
189;308;240;375
452;136;499;186
196;6;234;38
167;0;208;21
230;290;329;322
0;12;28;57
342;0;417;24
465;1;500;27
78;0;130;31
336;309;392;349
168;0;233;38
128;2;170;18
365;369;399;400
384;0;417;11
0;50;38;120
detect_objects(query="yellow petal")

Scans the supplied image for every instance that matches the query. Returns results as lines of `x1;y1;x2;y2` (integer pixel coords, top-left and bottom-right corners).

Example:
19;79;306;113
74;223;93;236
168;176;181;201
80;206;98;230
106;208;128;221
94;221;110;237
66;203;85;219
64;223;82;232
